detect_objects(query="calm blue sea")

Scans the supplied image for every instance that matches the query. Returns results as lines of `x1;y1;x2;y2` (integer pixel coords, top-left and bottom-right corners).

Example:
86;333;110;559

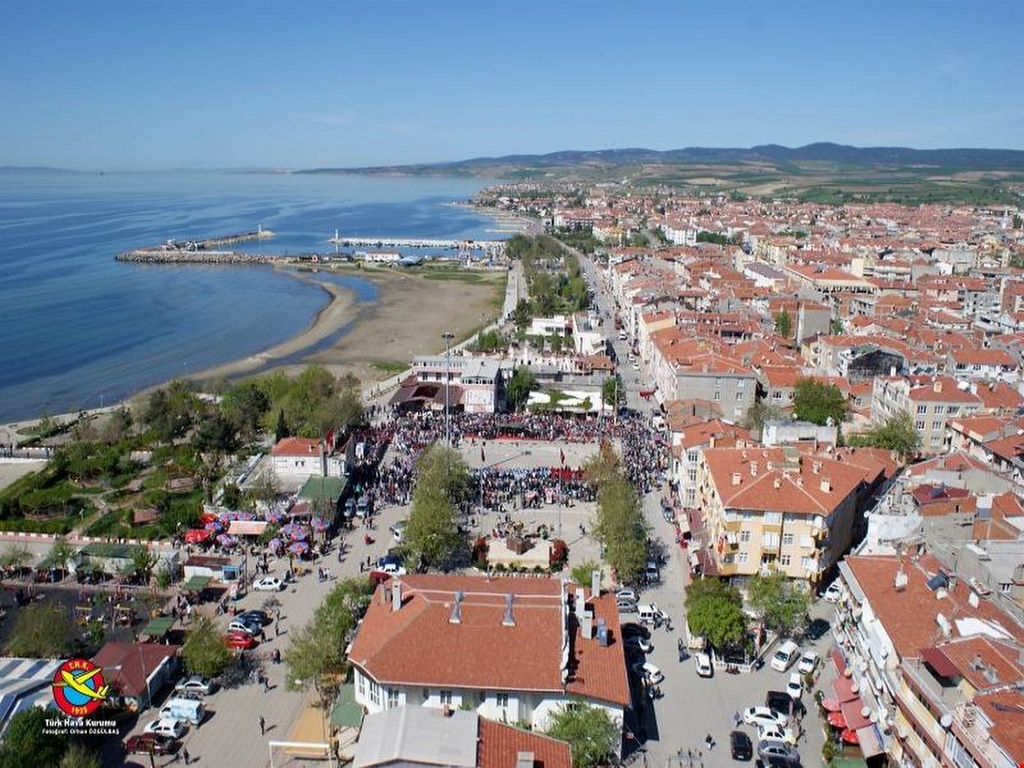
0;170;494;423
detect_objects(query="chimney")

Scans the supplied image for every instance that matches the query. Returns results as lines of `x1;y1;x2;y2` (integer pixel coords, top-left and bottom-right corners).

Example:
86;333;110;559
516;752;535;768
796;476;803;488
503;593;516;627
581;610;593;640
591;570;601;596
820;478;832;493
812;461;821;474
392;580;403;612
750;461;758;477
575;587;586;616
449;590;463;623
773;477;782;489
731;472;742;486
933;379;942;393
709;435;717;448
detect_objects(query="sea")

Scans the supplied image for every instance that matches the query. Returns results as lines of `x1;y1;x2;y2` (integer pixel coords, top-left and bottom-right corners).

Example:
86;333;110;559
0;170;498;424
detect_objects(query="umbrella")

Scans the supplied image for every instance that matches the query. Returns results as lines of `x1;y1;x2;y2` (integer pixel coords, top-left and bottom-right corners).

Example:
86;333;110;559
267;538;283;554
199;513;218;525
216;534;236;548
840;729;860;745
265;510;284;524
821;698;841;713
828;711;848;729
184;528;212;544
280;523;309;541
204;520;223;533
288;541;309;556
310;517;328;532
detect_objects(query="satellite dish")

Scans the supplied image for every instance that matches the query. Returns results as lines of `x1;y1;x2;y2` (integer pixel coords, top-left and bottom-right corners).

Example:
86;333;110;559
940;714;954;729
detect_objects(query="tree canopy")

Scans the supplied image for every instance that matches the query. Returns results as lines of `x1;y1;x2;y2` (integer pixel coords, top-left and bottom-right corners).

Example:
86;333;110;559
0;707;68;768
6;602;75;658
586;442;647;585
182;615;232;679
847;409;921;461
404;444;470;569
505;366;538;411
545;700;618;768
684;579;746;650
746;571;810;637
792;378;848;426
774;308;793;341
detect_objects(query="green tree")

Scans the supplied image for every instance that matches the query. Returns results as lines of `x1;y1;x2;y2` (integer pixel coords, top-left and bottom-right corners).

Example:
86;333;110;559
792;378;848;427
685;589;747;649
58;742;102;768
570;560;602;587
274;408;289;442
852;410;921;461
512;298;532;330
741;401;786;439
506;366;538;411
586;444;647;585
41;535;76;576
220;380;271;443
6;602;75;658
0;707;68;768
191;413;237;453
747;571;810;637
404;444;470;569
143;379;201;442
545;700;618;768
582;440;621;490
182;615;232;679
284;578;373;691
601;374;624;407
0;544;32;573
774;309;793;340
129;545;159;586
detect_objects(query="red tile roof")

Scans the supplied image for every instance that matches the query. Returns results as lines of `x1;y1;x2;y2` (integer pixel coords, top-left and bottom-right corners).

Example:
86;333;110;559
348;575;629;706
92;641;180;698
271;437;322;456
478;719;573;768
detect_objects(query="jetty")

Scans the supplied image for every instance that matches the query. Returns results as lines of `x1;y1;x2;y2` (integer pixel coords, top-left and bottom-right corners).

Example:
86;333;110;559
327;233;502;250
115;226;275;262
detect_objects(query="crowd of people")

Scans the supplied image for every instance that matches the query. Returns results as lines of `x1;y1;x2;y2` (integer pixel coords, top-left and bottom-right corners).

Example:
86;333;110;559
472;466;595;512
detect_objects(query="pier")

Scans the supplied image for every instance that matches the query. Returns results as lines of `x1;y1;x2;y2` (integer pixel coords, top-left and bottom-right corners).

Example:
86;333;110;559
115;226;275;261
327;234;503;250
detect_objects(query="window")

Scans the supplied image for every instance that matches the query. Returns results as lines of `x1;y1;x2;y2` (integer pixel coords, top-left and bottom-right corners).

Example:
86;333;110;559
772;390;783;400
947;405;959;415
764;512;782;525
782;533;795;546
915;420;925;430
715;378;722;388
423;688;430;701
496;692;509;707
368;681;381;707
479;690;487;704
801;556;815;570
736;392;744;401
931;421;943;431
687;450;698;463
916;404;927;414
713;391;721;401
763;532;780;548
736;551;748;564
740;530;751;543
779;554;792;566
688;469;697;483
358;676;366;696
387;688;399;708
685;488;696;504
737;379;746;389
439;690;453;705
761;553;777;565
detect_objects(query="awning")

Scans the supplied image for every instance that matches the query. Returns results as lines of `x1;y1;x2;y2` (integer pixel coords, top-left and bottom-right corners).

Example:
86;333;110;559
856;725;885;758
141;616;174;638
920;646;960;678
183;575;212;592
228;520;268;536
329;683;364;729
833;675;859;703
840;699;872;730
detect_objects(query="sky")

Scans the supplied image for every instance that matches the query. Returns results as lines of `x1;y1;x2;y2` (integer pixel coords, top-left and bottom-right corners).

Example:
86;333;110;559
3;1;1023;170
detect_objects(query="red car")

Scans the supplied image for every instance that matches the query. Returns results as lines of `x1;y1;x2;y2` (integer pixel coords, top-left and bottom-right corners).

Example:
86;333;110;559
225;630;257;650
126;733;177;755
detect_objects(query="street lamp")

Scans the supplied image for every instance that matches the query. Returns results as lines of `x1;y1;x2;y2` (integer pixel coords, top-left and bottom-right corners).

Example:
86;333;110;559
442;331;455;447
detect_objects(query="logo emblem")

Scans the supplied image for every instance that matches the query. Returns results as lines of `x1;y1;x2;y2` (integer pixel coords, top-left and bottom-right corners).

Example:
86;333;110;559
51;658;109;717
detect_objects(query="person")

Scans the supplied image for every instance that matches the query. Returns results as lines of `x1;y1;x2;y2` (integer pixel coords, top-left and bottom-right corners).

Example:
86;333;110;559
259;715;265;735
705;733;714;749
273;648;281;664
182;748;191;765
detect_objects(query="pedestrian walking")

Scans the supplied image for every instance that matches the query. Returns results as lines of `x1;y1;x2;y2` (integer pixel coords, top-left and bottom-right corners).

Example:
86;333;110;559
182;747;191;765
259;715;265;735
274;620;280;637
263;675;270;692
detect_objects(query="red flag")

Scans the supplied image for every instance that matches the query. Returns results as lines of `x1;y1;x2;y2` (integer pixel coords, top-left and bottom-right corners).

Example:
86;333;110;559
560;449;565;467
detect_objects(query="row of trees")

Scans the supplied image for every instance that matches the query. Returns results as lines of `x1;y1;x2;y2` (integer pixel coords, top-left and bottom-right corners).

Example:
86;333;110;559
584;443;647;584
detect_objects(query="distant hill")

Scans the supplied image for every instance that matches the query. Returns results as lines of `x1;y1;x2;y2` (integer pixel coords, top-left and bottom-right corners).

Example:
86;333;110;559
299;142;1024;205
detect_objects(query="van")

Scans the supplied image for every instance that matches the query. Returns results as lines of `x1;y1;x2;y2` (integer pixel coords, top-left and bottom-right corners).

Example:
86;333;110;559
159;697;205;726
637;604;662;626
770;640;800;673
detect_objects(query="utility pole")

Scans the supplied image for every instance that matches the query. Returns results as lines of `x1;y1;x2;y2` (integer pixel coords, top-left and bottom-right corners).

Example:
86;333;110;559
442;331;455;447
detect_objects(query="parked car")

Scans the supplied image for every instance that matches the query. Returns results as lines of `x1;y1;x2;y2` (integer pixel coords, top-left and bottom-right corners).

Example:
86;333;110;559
227;620;258;636
143;719;187;740
804;618;830;640
375;562;406;576
729;730;753;761
756;739;801;764
758;723;798;746
625;636;653;654
621;622;651;640
237;610;270;626
174;675;217;697
770;640;800;672
225;631;257;650
742;706;788;729
631;660;664;685
616;598;638;614
694;652;713;678
125;733;177;755
822;582;843;603
786;672;803;700
615;588;638;603
765;691;804;718
797;651;818;675
253;576;284;592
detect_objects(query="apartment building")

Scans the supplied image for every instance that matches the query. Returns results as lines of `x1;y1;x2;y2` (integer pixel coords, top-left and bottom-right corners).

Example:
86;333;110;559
696;446;881;584
833;555;1024;768
871;376;982;454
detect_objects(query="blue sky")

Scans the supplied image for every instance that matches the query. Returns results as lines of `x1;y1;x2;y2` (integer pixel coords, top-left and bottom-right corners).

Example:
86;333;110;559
3;1;1022;170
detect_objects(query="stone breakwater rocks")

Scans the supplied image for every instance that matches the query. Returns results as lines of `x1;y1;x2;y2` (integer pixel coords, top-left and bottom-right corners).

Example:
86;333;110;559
115;249;291;264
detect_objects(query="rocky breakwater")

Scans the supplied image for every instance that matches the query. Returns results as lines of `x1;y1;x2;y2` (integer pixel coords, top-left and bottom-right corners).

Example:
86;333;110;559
116;247;289;264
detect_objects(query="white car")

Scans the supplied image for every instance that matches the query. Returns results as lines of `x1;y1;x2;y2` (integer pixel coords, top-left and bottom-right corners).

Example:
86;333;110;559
632;661;664;685
174;675;216;697
376;562;406;576
742;706;789;729
797;650;818;675
253;576;284;592
758;723;798;746
694;652;713;678
227;620;257;635
143;718;187;739
625;636;653;654
786;672;804;699
822;582;843;603
615;588;638;603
